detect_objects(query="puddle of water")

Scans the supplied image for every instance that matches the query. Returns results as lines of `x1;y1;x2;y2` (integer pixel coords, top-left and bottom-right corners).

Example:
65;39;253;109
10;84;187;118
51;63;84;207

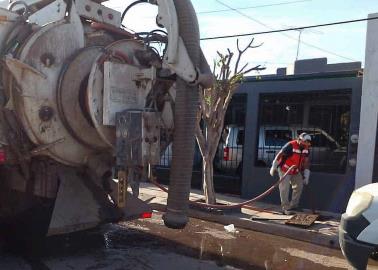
3;213;373;270
196;227;236;240
124;214;353;270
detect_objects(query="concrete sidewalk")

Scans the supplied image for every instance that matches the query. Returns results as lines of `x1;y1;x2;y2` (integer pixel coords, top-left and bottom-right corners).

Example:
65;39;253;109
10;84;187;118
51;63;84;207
138;183;340;250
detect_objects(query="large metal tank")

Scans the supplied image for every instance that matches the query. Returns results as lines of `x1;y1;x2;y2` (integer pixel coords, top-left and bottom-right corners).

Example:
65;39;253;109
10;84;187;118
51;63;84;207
0;0;209;248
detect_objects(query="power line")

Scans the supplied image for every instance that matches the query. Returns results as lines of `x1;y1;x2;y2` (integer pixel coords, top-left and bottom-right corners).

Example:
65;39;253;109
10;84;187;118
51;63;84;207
201;17;377;41
111;0;311;20
198;0;311;15
251;61;292;65
212;0;357;61
214;0;273;32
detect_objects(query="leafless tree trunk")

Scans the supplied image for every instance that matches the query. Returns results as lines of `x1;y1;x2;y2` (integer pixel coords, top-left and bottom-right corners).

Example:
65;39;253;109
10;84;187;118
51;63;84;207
196;39;265;204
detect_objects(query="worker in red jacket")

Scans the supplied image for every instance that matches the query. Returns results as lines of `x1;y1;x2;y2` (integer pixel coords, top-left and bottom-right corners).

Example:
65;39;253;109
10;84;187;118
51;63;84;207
269;133;312;215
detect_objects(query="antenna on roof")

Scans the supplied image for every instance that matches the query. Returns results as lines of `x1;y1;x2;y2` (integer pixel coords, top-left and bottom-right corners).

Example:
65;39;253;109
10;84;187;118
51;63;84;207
283;25;323;61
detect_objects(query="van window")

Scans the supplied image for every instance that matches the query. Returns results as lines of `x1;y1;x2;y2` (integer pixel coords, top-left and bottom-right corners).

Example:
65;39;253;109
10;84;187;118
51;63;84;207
237;130;244;145
265;130;291;147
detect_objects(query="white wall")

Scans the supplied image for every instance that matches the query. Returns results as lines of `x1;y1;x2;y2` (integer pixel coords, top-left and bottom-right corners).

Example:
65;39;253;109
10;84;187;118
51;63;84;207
356;13;378;188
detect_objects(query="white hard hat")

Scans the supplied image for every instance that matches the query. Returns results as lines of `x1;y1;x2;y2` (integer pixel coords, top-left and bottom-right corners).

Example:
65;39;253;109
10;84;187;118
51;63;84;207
299;132;312;142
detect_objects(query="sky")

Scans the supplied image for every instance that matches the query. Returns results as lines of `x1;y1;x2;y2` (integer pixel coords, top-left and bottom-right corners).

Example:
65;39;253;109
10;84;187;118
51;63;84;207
104;0;378;75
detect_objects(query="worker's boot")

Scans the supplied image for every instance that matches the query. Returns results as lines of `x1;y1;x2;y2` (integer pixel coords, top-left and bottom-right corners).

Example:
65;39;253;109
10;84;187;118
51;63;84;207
283;209;294;215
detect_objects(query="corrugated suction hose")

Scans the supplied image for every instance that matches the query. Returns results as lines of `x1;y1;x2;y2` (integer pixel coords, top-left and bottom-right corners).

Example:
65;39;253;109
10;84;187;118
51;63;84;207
162;0;201;229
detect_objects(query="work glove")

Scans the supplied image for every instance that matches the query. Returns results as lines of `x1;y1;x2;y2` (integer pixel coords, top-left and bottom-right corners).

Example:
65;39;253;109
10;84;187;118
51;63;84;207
303;169;310;185
269;159;278;177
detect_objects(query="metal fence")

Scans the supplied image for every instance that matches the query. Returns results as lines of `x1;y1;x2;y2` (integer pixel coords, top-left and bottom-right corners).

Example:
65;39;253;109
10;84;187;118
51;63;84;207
256;91;351;174
158;94;247;176
158;143;202;171
213;94;247;175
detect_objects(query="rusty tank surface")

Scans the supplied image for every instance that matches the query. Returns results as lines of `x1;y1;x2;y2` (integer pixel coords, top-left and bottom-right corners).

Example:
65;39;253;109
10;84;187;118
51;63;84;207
0;0;212;250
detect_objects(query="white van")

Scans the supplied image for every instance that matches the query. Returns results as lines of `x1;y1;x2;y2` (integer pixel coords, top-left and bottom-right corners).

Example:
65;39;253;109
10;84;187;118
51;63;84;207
257;126;347;172
215;125;244;175
215;125;347;174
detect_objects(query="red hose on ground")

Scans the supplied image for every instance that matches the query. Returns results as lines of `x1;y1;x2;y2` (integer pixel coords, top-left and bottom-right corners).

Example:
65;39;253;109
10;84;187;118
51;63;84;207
149;165;297;210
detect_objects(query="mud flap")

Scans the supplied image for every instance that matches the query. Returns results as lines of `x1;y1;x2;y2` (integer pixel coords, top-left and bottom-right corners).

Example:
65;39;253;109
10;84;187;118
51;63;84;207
47;168;121;236
47;168;152;236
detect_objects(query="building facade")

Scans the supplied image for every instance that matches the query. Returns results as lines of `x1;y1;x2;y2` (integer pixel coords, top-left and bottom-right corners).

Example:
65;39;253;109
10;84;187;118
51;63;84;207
237;58;362;213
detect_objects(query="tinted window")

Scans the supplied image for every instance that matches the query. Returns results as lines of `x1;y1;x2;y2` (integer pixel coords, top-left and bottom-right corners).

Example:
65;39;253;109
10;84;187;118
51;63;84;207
237;130;244;145
258;92;350;173
265;130;291;147
311;133;328;147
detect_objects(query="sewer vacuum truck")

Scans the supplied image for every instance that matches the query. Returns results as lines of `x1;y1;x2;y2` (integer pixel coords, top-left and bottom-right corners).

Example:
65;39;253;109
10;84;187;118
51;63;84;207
0;0;212;246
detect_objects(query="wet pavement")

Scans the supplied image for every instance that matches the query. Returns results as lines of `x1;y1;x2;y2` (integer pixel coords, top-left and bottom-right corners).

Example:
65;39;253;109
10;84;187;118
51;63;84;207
1;212;378;270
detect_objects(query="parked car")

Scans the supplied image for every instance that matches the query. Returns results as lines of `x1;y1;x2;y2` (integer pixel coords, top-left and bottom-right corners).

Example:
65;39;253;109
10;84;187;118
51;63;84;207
159;143;202;169
215;125;347;174
215;125;244;175
339;183;378;269
257;125;347;172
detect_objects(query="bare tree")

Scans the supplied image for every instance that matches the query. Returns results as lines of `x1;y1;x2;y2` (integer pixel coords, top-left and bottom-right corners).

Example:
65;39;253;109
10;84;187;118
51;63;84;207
196;39;265;204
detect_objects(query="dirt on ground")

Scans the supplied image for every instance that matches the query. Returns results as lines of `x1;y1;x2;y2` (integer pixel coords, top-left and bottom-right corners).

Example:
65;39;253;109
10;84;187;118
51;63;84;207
1;211;378;270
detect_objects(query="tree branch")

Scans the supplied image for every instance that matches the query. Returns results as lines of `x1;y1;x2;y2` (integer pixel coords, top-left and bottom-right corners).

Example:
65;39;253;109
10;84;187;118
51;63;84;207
198;87;207;115
224;49;233;80
234;38;253;74
195;125;206;157
240;65;266;76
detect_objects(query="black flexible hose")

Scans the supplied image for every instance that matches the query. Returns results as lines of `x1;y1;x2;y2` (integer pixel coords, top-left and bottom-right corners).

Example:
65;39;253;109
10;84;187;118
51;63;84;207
121;0;148;22
162;0;201;230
